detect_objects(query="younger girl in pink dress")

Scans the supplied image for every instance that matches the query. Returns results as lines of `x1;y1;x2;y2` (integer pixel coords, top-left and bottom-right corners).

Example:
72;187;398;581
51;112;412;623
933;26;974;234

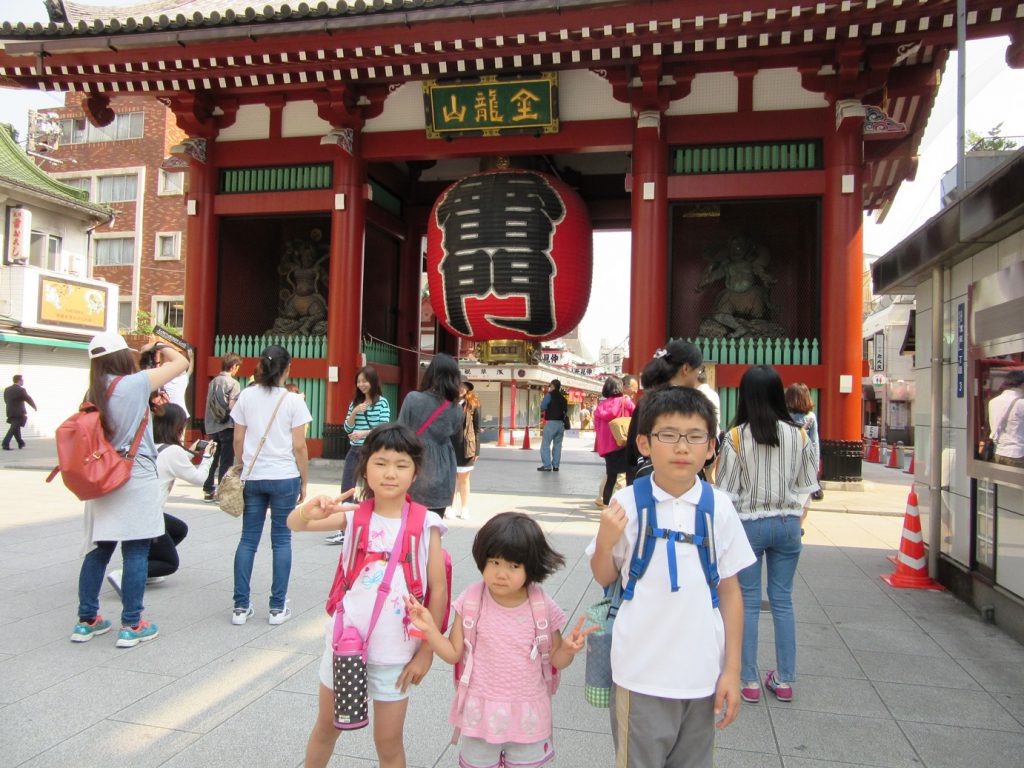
406;512;593;768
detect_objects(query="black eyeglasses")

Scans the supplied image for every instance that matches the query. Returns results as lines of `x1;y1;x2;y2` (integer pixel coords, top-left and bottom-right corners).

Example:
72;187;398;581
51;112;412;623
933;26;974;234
650;430;711;445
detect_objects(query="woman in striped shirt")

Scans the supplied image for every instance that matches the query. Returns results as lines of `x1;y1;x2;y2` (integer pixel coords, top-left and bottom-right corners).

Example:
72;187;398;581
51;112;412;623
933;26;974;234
325;366;391;545
716;365;819;705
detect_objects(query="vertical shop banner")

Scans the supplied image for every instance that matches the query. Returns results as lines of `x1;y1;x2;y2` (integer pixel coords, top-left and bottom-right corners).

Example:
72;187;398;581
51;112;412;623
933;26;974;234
5;207;31;264
956;302;965;399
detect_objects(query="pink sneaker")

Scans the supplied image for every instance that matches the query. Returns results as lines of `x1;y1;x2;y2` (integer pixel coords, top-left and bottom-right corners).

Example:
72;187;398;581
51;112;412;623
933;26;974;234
764;671;793;702
740;681;761;703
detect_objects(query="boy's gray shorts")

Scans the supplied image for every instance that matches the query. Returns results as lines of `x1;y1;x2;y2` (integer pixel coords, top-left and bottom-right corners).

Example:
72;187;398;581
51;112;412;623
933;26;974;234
610;685;715;768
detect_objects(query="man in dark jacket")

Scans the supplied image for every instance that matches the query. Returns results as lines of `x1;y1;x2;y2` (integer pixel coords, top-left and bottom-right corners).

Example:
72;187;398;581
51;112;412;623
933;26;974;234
538;379;568;471
3;375;37;450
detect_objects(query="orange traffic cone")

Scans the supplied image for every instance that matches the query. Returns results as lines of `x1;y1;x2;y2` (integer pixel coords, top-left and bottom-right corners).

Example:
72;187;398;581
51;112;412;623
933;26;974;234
866;440;880;463
881;486;944;590
521;424;532;450
886;446;900;469
904;453;915;474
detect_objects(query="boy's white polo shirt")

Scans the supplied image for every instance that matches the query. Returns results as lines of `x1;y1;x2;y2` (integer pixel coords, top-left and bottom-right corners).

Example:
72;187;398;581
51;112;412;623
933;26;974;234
586;477;755;699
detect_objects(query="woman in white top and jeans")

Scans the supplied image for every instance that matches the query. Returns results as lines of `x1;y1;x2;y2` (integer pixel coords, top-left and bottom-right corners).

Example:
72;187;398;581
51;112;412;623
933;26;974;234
230;345;312;626
716;366;819;704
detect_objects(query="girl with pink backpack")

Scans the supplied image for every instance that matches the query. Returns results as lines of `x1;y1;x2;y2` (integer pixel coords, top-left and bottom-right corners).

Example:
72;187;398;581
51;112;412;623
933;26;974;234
404;512;594;768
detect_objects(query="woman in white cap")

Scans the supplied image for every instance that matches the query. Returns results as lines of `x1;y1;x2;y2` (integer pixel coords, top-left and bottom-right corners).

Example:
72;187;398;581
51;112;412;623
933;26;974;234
71;332;188;648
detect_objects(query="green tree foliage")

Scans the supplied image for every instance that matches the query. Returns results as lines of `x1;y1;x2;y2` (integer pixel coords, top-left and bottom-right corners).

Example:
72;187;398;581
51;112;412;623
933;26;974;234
966;123;1019;151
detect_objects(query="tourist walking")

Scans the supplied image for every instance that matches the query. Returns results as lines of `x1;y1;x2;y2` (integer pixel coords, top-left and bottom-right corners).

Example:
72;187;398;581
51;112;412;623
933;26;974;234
452;378;481;519
397;352;462;517
326;365;391;544
716;365;820;704
230;344;312;626
593;377;635;507
786;382;822;505
202;352;242;502
537;379;569;471
71;333;188;648
3;374;37;450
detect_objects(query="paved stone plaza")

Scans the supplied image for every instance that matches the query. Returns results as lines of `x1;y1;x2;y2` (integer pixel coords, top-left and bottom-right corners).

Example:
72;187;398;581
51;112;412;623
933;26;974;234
2;436;1023;767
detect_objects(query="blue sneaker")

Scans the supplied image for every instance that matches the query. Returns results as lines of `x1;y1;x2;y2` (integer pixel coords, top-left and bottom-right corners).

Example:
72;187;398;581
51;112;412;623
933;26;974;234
115;619;159;648
70;615;112;643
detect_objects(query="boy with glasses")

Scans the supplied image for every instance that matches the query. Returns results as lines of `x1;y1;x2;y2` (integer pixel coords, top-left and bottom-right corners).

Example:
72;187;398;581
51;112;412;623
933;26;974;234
588;387;754;768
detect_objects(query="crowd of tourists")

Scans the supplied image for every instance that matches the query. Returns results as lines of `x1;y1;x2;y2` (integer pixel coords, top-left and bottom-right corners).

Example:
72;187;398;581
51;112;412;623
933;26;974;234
59;331;826;768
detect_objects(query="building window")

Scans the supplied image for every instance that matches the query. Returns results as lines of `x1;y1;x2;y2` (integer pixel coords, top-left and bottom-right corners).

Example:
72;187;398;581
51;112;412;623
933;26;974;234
154;232;181;261
95;237;135;267
158;169;184;196
58;112;143;145
29;232;62;271
60;177;91;198
96;174;138;203
118;300;134;330
154;298;184;329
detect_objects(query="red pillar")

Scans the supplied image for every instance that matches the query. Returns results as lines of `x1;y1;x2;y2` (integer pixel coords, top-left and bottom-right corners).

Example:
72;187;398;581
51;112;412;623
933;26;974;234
182;138;218;424
628;110;669;371
820;102;865;478
323;130;367;458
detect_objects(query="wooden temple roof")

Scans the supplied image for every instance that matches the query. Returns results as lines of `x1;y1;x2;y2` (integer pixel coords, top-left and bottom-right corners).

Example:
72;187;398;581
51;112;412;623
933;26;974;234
2;1;1022;211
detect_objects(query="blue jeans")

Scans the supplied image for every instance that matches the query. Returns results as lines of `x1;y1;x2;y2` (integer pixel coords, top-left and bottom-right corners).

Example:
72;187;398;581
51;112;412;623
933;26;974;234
233;476;301;611
737;515;803;683
78;538;151;626
540;421;565;469
341;444;363;493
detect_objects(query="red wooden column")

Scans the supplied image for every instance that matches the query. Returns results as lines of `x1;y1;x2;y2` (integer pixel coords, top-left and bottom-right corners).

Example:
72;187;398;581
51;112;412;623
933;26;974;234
323;128;367;458
820;101;866;481
180;138;218;423
628;110;669;371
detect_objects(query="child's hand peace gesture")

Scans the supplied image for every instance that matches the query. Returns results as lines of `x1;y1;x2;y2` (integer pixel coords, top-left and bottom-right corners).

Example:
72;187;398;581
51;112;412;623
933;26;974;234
561;616;598;654
325;487;361;516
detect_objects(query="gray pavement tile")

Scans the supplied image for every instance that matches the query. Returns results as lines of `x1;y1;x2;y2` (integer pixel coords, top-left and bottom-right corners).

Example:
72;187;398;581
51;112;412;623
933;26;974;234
549;726;616;766
552;683;616;735
835;626;948;657
17;719;201;768
714;698;777;753
801;575;885;595
112;646;315;733
713;749;783;767
993;692;1024;725
0;666;176;766
787;644;866;679
899;721;1024;768
758;621;847;650
782;759;902;768
808;587;901;610
0;606;85;655
956;656;1024;693
873;681;1024;732
821;605;922;633
928;630;1024;662
5;582;79;621
762;674;888;718
275;655;324;695
851;650;981;690
0;632;127;704
769;709;920;767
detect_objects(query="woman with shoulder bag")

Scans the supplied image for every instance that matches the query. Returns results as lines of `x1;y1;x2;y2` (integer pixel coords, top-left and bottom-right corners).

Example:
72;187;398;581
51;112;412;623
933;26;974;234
452;378;481;520
398;352;463;518
71;334;188;648
592;377;636;507
230;345;312;626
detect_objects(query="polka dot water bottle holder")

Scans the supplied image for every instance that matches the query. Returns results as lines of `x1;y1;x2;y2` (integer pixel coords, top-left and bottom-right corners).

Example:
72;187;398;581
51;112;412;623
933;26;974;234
333;626;369;730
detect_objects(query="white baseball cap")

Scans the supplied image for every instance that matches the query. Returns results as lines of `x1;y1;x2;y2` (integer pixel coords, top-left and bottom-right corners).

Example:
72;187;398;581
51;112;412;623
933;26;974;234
88;332;130;359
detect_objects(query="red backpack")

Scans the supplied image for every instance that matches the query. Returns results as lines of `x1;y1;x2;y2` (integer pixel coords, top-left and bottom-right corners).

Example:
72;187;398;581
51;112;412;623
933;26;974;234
46;376;149;501
325;496;453;633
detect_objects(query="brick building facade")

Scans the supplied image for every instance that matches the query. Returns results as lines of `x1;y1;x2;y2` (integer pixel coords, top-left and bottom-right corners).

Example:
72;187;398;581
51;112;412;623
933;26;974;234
30;95;187;333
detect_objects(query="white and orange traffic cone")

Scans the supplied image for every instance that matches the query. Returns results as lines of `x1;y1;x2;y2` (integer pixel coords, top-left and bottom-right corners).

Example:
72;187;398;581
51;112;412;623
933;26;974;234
904;453;915;474
866;440;881;463
881;486;944;591
886;445;900;469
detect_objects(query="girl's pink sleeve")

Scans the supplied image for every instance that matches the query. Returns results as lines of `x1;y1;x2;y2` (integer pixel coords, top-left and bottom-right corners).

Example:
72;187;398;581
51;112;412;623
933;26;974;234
451;585;472;617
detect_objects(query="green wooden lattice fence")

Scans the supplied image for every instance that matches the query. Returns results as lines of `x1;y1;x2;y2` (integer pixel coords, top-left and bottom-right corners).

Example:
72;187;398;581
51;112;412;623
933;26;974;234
671;141;821;175
219;163;333;194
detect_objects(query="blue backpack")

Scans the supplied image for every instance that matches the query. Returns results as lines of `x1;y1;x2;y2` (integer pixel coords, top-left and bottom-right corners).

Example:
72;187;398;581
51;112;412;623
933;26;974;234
617;474;721;612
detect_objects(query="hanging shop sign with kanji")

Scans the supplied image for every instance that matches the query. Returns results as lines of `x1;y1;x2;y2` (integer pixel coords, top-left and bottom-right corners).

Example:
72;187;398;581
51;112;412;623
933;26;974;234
423;74;559;139
425;169;592;342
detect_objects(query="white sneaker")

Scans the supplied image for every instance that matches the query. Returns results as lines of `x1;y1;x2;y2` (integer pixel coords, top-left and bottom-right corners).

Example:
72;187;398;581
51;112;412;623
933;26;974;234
106;570;123;599
146;576;166;585
268;603;292;625
231;605;254;625
324;531;345;545
460;507;471;520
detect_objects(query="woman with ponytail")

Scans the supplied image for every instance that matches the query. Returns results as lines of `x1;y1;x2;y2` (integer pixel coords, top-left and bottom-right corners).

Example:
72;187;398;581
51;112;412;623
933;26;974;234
229;345;312;626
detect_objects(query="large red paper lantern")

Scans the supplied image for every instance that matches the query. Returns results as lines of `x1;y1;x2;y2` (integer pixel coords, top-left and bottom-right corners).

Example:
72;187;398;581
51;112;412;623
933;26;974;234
426;169;592;341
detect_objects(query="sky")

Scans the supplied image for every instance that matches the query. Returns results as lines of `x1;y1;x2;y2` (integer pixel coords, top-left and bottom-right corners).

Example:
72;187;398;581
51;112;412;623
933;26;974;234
1;2;1022;360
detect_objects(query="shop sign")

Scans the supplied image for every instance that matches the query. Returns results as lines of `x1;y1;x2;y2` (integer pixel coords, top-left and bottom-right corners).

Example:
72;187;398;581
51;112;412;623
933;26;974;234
423;74;558;139
5;207;30;264
956;302;965;399
37;276;108;332
873;331;885;372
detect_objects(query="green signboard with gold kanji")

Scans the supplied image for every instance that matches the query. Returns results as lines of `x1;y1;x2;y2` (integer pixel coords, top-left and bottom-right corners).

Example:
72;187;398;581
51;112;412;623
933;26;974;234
423;74;559;139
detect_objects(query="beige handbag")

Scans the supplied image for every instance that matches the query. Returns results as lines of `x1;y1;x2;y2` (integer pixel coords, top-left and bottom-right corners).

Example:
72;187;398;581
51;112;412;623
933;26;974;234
218;392;288;517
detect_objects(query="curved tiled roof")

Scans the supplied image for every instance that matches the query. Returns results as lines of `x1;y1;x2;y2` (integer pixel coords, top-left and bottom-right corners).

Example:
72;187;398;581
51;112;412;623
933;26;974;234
0;123;111;220
5;0;509;38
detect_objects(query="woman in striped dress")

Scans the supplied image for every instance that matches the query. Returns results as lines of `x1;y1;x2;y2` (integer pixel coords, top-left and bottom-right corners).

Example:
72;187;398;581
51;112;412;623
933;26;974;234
325;366;391;545
715;365;820;705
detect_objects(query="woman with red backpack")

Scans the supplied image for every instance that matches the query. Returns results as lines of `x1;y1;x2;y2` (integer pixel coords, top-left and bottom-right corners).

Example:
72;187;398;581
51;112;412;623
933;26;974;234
71;333;188;648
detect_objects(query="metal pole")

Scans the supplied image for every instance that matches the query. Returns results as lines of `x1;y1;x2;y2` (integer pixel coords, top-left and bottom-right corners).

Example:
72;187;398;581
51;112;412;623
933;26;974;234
956;0;967;198
929;266;944;580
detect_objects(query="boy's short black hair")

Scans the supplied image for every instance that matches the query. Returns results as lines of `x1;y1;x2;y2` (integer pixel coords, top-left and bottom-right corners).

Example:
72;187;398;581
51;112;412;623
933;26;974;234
636;386;717;437
355;423;425;497
471;512;566;585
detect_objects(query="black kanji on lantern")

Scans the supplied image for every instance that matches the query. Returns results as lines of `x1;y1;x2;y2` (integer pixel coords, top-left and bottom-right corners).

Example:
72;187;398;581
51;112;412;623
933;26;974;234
435;172;566;336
